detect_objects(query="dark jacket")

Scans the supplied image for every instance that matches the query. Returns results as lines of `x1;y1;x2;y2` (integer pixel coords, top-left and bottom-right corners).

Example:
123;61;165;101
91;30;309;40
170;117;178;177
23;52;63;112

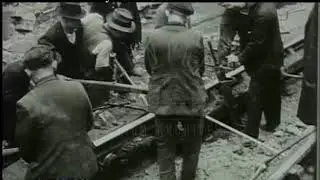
297;5;318;125
238;3;284;76
120;2;142;45
38;22;85;79
89;2;117;22
144;24;207;116
2;61;29;145
16;75;98;180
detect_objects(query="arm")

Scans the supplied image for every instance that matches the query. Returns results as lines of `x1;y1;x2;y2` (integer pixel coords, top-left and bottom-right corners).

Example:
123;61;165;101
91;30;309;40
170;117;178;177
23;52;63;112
15;102;37;163
238;13;272;65
199;36;205;77
82;13;113;69
144;36;153;75
154;3;168;29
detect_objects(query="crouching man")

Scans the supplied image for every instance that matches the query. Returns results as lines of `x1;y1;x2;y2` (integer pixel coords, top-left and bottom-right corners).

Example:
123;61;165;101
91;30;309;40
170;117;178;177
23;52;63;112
144;3;207;180
15;45;98;180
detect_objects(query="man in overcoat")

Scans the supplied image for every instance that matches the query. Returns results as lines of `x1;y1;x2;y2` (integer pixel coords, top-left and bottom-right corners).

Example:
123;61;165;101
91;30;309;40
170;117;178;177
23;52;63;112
144;3;207;180
38;2;86;79
297;4;318;180
15;44;98;180
226;3;284;139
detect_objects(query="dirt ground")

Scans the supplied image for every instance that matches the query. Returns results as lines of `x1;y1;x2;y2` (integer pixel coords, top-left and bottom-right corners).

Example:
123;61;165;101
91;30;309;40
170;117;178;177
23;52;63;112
2;2;315;180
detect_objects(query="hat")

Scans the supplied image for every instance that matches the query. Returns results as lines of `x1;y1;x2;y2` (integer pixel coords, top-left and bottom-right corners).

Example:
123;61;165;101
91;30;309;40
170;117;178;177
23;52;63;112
167;3;194;16
57;2;86;20
23;45;60;70
104;8;136;34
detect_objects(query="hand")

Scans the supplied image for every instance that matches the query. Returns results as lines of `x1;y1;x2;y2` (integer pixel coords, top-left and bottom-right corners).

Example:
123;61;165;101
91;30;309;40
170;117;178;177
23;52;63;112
2;140;8;149
92;40;113;69
226;54;239;64
56;74;71;80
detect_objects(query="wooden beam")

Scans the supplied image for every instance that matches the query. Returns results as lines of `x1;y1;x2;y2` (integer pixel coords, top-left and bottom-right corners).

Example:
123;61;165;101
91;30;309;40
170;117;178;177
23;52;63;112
114;59;149;106
93;113;155;147
267;131;316;180
68;79;149;94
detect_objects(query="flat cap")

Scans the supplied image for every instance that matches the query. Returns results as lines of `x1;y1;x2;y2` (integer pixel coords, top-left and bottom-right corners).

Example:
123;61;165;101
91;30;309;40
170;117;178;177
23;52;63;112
23;45;60;70
167;3;194;16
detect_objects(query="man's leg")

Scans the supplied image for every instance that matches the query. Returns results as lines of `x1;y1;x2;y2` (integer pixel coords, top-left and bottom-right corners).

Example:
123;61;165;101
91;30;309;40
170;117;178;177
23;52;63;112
245;77;263;138
180;117;203;180
262;68;281;130
155;117;177;180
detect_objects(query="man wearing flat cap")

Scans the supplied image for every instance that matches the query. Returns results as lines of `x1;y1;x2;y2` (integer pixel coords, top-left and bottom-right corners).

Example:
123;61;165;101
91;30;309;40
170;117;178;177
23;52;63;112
144;3;206;180
154;3;191;29
15;44;98;180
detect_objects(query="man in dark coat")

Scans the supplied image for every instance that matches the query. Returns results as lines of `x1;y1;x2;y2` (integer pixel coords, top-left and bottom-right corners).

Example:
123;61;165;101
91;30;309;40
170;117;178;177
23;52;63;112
2;61;29;148
297;4;318;180
226;3;284;139
144;3;207;180
15;45;98;180
38;2;86;79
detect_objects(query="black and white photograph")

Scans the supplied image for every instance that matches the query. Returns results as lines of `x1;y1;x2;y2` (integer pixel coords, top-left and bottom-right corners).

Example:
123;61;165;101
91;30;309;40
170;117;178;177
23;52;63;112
2;2;319;180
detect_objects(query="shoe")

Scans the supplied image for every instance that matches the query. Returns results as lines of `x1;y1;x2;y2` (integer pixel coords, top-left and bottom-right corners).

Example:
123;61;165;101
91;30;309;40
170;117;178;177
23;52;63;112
242;141;257;149
261;124;279;132
130;67;144;77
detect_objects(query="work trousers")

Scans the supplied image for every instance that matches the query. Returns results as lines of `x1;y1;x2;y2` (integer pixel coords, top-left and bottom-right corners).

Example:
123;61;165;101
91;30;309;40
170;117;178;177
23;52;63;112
245;67;282;138
155;115;203;180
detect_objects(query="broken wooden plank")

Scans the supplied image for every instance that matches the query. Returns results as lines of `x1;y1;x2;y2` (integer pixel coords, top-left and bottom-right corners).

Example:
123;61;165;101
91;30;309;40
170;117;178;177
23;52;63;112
114;59;148;106
267;131;316;180
68;79;149;94
93;113;155;147
205;115;279;153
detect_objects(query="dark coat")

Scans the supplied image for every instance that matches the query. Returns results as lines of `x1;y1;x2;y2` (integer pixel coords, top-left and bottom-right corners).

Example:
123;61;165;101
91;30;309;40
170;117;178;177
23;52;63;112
38;22;85;79
297;5;318;125
90;2;117;19
15;75;98;180
120;2;142;45
144;24;207;116
238;3;284;76
2;61;29;145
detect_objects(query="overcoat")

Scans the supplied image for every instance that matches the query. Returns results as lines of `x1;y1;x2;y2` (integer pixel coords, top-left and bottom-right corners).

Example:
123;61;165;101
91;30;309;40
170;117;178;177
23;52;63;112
144;23;207;116
16;75;98;180
297;5;318;125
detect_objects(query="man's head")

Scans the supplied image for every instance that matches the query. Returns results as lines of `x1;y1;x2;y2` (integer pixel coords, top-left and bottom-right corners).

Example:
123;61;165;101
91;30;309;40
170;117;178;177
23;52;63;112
23;45;61;79
58;2;86;33
104;8;136;40
165;3;194;27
